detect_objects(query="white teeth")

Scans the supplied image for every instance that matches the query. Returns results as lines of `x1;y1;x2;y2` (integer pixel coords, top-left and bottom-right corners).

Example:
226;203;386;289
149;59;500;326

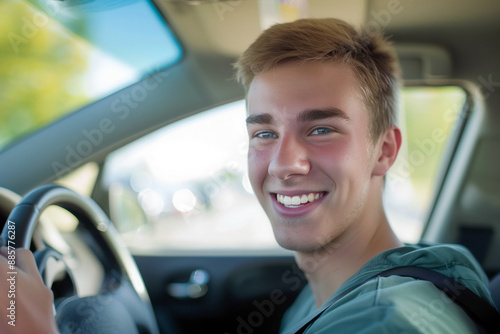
283;196;292;205
300;194;308;204
276;192;324;207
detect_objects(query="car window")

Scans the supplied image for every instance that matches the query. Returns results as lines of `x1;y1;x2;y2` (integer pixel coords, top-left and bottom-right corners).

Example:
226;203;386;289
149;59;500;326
0;0;182;151
102;101;278;254
386;85;467;242
100;85;467;254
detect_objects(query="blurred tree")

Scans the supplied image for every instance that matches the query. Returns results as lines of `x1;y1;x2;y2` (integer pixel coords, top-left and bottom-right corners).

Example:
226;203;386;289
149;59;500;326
0;0;90;149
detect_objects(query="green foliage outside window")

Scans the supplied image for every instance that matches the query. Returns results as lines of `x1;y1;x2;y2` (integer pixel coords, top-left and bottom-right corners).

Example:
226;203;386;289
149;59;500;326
0;0;91;149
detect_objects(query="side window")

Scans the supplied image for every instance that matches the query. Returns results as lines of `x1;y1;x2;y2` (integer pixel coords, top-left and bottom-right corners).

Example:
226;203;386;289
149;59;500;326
385;86;467;242
101;86;467;253
102;101;277;253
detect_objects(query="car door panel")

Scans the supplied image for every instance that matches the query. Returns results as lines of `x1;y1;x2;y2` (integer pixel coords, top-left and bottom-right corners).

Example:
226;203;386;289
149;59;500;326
134;255;306;334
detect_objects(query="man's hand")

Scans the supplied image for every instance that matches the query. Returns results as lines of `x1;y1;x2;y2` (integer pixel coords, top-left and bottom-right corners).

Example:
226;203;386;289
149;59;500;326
0;247;60;334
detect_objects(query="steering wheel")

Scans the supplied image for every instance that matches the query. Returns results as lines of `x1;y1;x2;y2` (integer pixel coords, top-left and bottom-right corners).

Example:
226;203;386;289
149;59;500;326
0;184;159;334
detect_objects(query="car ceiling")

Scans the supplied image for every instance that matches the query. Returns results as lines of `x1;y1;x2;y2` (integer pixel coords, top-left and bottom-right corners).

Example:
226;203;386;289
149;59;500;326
156;0;500;57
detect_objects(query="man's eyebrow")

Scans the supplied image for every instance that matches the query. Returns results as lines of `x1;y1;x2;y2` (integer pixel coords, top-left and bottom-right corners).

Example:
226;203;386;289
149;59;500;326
297;108;350;122
246;113;274;125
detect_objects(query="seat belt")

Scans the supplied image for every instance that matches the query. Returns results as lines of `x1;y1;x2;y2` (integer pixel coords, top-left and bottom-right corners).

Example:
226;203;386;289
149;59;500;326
284;266;500;334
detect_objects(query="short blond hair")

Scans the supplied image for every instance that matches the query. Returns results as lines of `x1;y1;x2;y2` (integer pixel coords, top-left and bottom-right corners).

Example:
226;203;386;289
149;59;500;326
234;18;401;141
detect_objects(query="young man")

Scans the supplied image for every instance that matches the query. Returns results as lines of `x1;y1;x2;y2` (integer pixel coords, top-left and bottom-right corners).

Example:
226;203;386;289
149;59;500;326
0;18;495;334
234;18;495;333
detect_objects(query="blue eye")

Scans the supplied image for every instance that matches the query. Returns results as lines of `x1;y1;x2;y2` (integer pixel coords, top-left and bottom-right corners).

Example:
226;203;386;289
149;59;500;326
311;128;332;135
255;131;277;138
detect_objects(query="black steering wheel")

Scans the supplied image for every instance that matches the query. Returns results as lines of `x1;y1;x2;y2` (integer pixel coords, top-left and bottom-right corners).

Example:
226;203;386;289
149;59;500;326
0;184;159;334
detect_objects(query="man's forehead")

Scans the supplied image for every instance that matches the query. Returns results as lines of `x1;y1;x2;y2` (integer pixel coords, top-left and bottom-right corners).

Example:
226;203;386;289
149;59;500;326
245;61;367;126
246;62;363;102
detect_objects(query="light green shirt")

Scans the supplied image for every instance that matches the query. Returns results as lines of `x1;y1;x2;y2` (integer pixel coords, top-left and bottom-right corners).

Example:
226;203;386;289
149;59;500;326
280;244;495;334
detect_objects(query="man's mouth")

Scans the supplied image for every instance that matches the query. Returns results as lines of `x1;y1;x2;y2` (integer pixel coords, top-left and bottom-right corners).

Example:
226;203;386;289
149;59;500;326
275;192;325;208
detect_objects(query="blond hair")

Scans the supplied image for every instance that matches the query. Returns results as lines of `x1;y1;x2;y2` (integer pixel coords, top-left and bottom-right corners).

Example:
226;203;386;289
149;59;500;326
234;18;401;141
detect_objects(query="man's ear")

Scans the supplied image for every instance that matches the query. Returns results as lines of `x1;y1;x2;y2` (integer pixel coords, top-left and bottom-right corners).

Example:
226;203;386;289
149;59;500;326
372;126;402;176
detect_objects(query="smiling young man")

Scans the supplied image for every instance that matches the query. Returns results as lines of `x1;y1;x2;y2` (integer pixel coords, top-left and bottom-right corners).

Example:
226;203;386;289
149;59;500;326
0;17;497;334
235;18;496;333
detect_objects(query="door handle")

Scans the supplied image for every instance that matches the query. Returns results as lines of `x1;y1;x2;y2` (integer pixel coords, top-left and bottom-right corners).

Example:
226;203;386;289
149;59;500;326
166;269;209;299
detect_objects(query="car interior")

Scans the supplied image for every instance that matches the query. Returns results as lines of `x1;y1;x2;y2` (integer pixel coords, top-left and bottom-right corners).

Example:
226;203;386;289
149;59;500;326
1;0;500;333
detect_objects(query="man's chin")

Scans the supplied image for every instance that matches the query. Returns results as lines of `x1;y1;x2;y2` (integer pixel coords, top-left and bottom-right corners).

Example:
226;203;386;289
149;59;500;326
273;232;323;253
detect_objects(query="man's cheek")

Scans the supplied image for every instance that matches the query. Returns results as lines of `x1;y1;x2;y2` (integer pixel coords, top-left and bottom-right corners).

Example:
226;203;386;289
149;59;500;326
248;148;270;170
248;150;270;189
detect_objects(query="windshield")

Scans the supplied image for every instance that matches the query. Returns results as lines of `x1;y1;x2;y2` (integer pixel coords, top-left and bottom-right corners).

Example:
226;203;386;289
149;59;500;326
0;0;182;151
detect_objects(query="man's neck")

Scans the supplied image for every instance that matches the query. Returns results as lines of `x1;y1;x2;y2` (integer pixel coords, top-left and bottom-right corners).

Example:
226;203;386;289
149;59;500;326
294;216;402;308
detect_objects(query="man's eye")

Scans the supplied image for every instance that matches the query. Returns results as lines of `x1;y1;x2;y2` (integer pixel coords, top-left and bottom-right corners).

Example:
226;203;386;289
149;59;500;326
311;128;333;135
255;131;277;138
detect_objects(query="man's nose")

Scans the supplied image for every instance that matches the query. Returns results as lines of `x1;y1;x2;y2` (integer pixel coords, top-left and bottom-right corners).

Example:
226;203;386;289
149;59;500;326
268;136;311;180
